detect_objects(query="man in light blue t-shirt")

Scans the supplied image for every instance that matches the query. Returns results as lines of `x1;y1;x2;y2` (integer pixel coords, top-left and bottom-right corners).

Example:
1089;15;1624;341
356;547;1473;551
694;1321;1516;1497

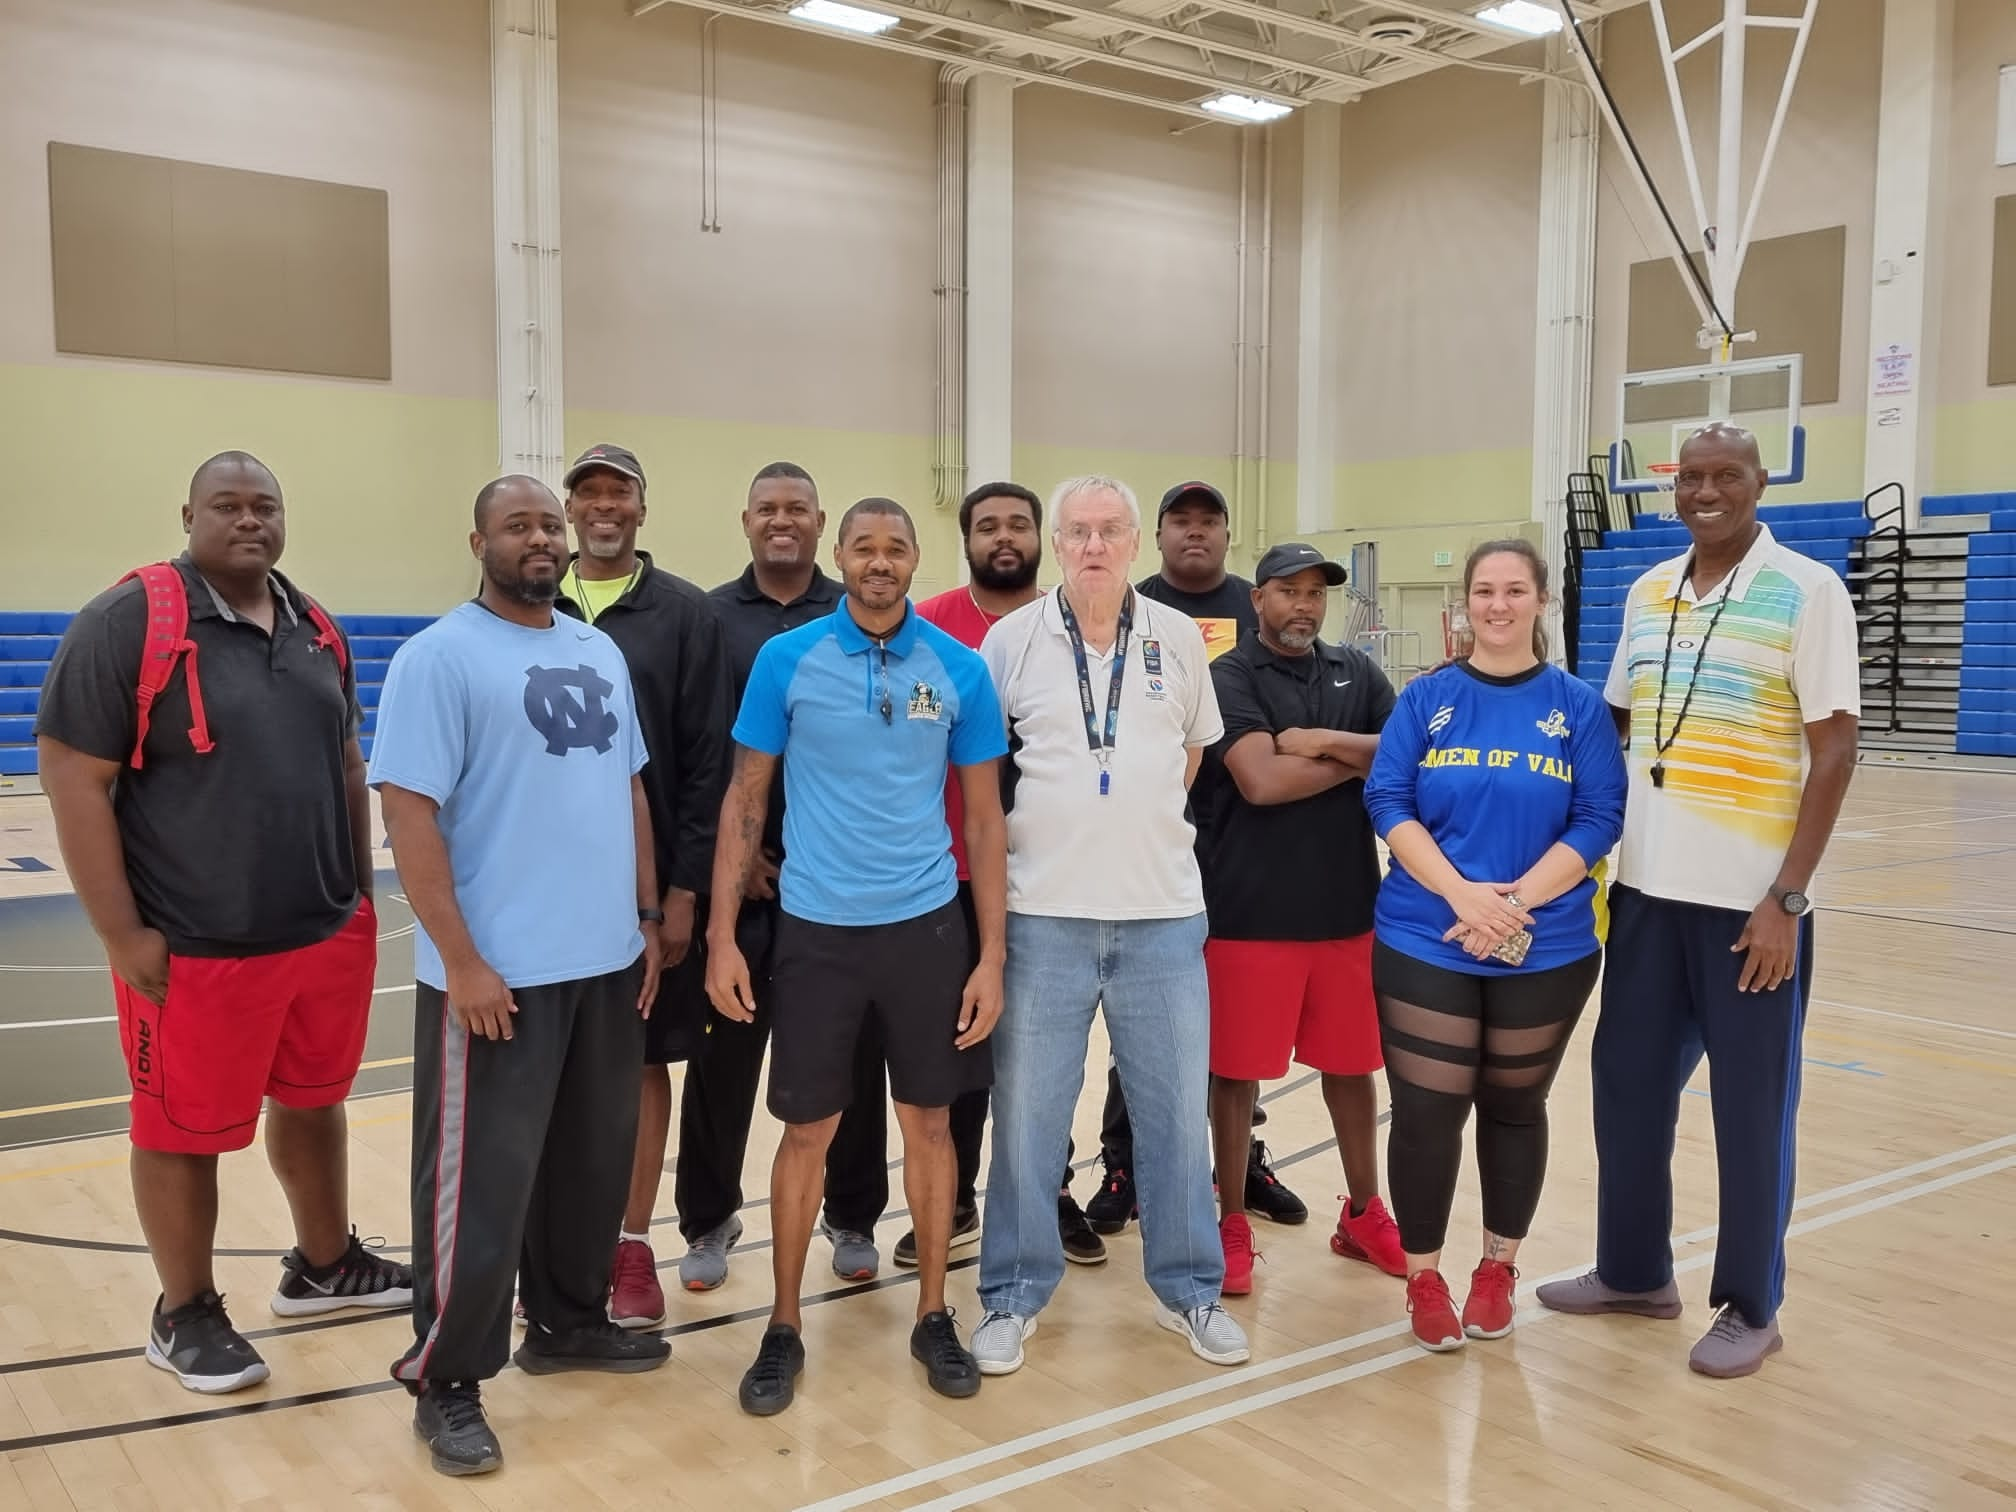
367;476;670;1478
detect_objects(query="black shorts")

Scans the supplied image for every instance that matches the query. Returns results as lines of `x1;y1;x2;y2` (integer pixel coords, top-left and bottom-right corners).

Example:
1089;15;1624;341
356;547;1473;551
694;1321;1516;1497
766;898;990;1123
643;902;776;1066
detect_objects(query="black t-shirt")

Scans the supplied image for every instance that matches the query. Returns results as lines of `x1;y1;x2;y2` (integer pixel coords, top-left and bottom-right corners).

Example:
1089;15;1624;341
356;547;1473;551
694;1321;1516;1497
1201;634;1395;941
708;564;842;857
1134;571;1258;662
34;557;363;957
1135;572;1257;846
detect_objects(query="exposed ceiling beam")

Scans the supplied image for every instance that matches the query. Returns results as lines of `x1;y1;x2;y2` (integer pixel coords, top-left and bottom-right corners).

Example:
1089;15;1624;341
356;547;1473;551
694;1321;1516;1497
630;0;1229;120
1190;0;1553;82
1007;0;1369;93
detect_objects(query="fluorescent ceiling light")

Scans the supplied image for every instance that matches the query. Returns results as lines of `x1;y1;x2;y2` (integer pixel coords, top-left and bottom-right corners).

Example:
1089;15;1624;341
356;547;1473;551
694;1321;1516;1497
1201;93;1295;124
788;0;900;35
1477;2;1564;36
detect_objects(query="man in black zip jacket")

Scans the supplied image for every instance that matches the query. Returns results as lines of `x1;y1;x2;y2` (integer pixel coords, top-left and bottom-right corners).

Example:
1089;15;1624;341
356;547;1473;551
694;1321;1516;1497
555;443;733;1332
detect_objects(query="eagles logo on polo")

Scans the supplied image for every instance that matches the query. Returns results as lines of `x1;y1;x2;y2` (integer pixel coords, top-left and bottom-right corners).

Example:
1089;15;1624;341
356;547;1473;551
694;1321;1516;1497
366;600;650;992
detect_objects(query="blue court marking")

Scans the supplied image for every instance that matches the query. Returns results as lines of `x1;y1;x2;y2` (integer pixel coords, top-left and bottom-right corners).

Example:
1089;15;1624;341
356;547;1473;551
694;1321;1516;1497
0;856;53;874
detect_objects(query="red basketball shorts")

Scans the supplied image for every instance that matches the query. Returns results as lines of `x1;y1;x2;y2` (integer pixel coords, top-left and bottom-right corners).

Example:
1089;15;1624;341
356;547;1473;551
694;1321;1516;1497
114;899;378;1154
1206;934;1381;1080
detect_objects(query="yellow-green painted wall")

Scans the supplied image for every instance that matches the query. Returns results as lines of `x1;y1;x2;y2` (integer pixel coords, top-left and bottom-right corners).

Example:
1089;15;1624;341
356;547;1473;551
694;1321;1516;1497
1;363;495;614
1932;398;2016;495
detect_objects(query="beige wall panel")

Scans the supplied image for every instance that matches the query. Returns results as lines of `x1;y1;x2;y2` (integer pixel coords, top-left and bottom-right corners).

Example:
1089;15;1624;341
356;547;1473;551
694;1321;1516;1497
1991;195;2016;388
45;145;178;362
1593;0;1880;440
1940;0;2016;402
1335;62;1544;464
1012;88;1241;458
560;1;937;435
0;0;492;398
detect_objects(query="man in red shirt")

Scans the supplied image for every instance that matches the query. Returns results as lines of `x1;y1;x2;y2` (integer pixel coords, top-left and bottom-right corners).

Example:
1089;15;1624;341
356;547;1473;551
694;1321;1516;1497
908;482;1104;1268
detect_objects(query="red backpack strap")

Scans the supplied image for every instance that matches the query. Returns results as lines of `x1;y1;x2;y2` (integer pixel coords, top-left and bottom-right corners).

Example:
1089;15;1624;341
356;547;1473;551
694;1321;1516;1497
301;598;349;676
112;563;213;770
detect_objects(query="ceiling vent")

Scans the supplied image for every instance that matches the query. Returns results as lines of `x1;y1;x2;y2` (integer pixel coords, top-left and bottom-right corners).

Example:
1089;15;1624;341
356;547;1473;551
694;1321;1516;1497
1361;17;1429;45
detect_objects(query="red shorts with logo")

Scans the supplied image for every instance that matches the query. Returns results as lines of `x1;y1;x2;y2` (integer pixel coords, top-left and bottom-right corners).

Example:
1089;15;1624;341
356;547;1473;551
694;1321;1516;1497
1206;934;1381;1080
114;899;379;1154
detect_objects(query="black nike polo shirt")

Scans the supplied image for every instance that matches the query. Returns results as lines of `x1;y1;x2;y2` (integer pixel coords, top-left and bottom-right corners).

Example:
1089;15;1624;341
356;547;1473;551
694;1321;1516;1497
1201;633;1395;941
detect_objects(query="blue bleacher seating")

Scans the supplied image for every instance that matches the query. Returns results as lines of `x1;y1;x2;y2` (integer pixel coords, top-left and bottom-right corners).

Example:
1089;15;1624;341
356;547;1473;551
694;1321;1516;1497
0;608;433;776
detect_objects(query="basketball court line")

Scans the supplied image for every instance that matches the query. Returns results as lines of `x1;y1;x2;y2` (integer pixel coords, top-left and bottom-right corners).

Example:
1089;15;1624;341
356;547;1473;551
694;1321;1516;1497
1817;997;2016;1043
802;1138;2016;1512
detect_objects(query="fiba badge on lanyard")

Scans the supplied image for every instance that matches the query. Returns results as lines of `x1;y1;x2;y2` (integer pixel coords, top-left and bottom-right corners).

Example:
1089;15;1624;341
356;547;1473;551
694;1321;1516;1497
1057;587;1132;797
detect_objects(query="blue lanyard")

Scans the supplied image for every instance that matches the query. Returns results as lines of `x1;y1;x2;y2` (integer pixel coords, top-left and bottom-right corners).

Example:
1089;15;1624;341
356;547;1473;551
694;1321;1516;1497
1056;588;1132;796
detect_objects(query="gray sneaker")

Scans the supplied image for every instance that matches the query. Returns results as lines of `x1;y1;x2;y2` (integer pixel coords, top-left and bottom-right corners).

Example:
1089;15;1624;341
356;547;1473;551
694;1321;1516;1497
678;1214;743;1293
1534;1269;1683;1319
971;1310;1036;1375
1688;1307;1782;1378
819;1219;880;1281
1156;1301;1250;1366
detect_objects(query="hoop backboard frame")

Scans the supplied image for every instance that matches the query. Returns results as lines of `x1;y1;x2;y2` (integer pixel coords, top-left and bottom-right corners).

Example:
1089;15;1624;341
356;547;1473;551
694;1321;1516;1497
1608;351;1807;496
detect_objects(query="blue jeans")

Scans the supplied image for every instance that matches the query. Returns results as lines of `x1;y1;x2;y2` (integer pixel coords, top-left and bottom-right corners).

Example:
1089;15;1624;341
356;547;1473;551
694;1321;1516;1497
979;911;1223;1318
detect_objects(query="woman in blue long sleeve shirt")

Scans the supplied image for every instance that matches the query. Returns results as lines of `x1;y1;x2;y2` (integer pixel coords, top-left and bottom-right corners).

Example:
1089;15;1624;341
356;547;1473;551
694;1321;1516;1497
1363;539;1626;1353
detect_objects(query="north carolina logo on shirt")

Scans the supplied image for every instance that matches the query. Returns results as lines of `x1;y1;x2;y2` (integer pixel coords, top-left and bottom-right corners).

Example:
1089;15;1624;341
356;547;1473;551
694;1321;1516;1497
522;664;619;756
1428;705;1455;736
907;682;944;721
1536;709;1571;740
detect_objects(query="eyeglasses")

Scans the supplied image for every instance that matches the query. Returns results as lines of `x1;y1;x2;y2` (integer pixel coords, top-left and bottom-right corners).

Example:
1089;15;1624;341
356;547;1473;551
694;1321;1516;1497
1058;523;1137;548
876;644;892;724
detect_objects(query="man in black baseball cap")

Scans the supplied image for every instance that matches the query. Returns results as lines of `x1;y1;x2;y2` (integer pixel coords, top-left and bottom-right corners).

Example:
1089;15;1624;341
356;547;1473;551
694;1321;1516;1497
553;441;735;1335
1202;540;1404;1296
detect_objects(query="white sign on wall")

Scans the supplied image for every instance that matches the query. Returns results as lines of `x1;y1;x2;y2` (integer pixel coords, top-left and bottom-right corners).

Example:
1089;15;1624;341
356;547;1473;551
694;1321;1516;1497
1874;343;1915;397
2000;65;2016;168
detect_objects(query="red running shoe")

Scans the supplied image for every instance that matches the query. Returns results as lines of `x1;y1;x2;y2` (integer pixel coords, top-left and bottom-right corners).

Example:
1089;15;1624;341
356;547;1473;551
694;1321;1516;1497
1219;1213;1257;1296
607;1238;666;1330
1463;1259;1518;1339
1330;1196;1407;1278
1406;1270;1465;1352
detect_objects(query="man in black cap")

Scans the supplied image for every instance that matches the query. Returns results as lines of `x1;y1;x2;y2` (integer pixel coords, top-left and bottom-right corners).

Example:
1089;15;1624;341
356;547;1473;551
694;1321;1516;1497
554;444;733;1332
1203;543;1404;1296
1085;481;1305;1235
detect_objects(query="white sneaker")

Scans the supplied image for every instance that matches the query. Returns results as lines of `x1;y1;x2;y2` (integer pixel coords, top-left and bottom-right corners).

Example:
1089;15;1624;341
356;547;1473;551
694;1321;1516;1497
1157;1302;1250;1366
971;1310;1036;1375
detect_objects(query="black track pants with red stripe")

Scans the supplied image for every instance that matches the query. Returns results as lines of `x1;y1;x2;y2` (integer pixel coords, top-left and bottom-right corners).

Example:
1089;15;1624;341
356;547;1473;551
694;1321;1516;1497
393;958;646;1386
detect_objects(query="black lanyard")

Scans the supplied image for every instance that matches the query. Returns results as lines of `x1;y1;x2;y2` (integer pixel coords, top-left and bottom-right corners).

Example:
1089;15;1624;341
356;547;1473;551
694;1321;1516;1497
1056;588;1132;797
1648;559;1737;789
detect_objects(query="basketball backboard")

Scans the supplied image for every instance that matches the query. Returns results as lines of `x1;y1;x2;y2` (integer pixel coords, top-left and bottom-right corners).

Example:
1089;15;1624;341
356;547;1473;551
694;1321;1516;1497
1608;352;1805;498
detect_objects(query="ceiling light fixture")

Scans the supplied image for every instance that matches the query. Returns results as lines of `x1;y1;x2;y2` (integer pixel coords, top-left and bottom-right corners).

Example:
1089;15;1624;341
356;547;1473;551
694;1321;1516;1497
788;0;901;35
1477;2;1564;36
1201;93;1295;124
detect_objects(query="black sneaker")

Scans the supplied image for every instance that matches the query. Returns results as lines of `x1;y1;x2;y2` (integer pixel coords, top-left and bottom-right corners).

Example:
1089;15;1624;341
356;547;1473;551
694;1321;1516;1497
413;1380;502;1476
1251;1101;1269;1128
893;1204;981;1269
271;1229;415;1317
1058;1192;1107;1265
739;1322;806;1416
513;1317;672;1375
1245;1140;1309;1225
910;1309;981;1399
146;1291;269;1394
1085;1154;1138;1235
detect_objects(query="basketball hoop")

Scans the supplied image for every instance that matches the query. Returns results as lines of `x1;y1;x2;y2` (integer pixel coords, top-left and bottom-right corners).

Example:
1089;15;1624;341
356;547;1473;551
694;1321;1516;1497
1647;462;1681;487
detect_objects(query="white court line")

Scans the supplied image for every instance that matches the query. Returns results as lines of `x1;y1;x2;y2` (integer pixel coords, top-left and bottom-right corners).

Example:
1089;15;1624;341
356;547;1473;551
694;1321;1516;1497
1833;809;2016;838
0;984;412;1029
797;1134;2016;1512
889;1152;2016;1512
1816;997;2016;1043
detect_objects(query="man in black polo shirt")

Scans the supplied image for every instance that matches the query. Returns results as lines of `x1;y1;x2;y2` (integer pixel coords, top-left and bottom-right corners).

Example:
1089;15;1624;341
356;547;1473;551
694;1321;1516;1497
1086;481;1302;1234
554;443;732;1330
35;451;411;1395
1202;543;1406;1294
675;460;889;1290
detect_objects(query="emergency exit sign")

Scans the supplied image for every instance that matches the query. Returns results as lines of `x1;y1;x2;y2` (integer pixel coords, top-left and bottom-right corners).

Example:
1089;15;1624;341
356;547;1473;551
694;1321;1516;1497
1433;550;1453;567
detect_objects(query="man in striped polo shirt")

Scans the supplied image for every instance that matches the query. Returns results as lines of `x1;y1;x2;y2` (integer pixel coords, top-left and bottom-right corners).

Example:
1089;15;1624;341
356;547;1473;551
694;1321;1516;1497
1537;425;1860;1379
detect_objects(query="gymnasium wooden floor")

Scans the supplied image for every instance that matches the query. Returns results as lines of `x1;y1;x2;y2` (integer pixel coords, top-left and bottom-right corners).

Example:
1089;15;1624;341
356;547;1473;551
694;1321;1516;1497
1;763;2012;1510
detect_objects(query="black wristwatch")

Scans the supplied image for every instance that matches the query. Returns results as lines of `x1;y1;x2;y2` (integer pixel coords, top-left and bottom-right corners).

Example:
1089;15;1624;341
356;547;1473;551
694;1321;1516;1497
638;907;665;924
1772;887;1811;917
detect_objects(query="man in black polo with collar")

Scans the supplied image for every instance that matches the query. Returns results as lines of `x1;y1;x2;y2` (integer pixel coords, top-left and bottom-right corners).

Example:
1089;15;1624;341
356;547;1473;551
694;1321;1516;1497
1201;542;1406;1295
676;461;889;1291
552;443;732;1331
36;451;410;1396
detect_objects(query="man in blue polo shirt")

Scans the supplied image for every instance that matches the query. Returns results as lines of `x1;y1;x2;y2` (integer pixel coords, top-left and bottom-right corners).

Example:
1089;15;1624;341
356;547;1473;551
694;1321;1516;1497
705;496;1009;1417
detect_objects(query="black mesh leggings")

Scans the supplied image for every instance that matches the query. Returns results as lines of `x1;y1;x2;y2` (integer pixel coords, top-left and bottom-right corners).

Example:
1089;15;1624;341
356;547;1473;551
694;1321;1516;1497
1372;939;1603;1257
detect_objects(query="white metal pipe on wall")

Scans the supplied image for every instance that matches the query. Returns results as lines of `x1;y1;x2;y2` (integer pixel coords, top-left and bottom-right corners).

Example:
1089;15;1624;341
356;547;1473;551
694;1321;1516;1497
491;0;565;489
1232;132;1251;549
1255;127;1274;553
932;67;971;513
